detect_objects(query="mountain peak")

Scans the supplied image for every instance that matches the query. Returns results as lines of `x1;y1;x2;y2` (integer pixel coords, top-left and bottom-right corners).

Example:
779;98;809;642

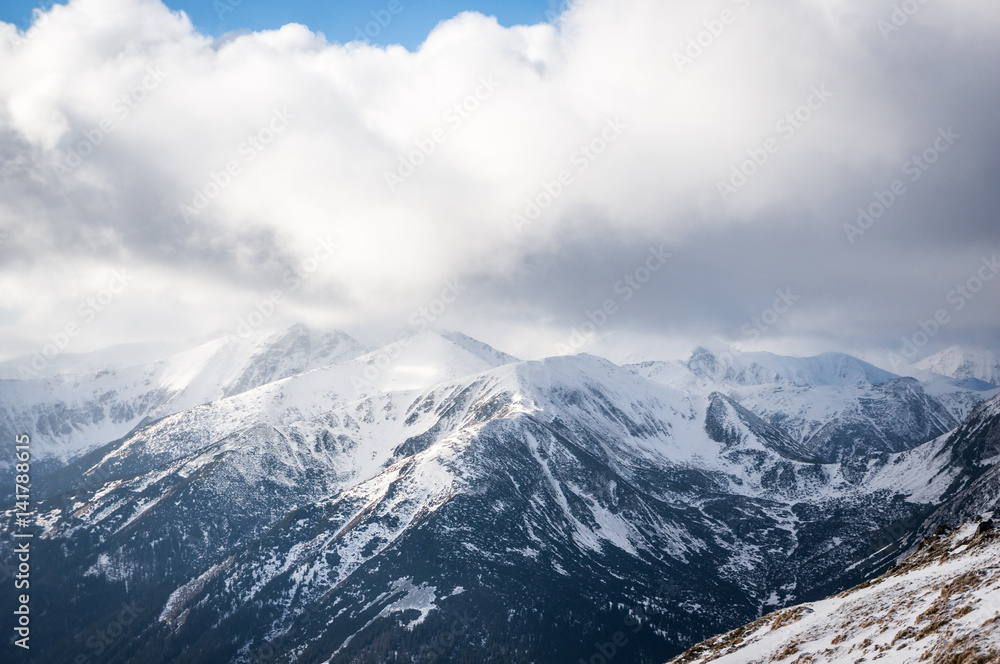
349;329;520;395
915;346;1000;386
438;330;520;366
679;347;898;388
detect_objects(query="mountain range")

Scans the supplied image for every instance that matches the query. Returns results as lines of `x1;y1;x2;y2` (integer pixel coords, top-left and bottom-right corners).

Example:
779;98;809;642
1;326;998;663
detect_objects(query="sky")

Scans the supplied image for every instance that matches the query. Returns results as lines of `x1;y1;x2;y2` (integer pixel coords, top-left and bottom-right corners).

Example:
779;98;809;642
0;0;998;368
0;0;557;50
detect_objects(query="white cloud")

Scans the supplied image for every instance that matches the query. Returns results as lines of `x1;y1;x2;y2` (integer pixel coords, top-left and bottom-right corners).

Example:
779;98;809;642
1;0;998;360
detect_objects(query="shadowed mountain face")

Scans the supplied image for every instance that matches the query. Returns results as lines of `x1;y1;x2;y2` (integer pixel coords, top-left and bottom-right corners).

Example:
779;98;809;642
2;330;998;663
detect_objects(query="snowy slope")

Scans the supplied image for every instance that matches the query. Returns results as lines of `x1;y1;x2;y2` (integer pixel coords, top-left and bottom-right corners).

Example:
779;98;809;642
630;347;987;462
350;329;519;393
105;368;988;663
732;378;960;462
0;324;366;461
667;519;1000;664
910;393;1000;535
917;376;1000;421
628;346;899;392
32;330;522;499
915;346;1000;386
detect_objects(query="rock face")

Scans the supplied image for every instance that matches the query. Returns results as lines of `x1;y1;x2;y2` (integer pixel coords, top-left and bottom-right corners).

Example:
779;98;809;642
1;332;999;663
667;518;1000;664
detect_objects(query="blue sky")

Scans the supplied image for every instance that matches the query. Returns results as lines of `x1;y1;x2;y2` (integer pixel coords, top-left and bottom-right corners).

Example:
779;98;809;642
2;0;559;49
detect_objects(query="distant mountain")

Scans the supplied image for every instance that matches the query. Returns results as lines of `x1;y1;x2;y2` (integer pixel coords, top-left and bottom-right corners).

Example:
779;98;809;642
0;324;366;462
630;347;994;463
628;346;899;392
686;346;899;387
732;377;961;462
915;345;1000;386
31;329;517;501
440;330;521;366
668;518;1000;664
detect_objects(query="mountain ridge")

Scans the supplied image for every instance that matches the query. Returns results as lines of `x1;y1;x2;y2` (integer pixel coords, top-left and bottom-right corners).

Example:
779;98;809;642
4;328;1000;663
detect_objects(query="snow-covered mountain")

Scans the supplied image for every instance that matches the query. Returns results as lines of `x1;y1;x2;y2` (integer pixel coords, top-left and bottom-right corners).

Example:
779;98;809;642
915;345;1000;387
0;324;366;462
667;392;1000;664
912;392;1000;537
667;517;1000;664
630;346;997;462
4;330;1000;663
731;378;960;462
629;346;898;392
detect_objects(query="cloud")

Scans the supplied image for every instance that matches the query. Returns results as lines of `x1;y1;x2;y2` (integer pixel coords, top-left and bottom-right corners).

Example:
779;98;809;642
0;0;998;361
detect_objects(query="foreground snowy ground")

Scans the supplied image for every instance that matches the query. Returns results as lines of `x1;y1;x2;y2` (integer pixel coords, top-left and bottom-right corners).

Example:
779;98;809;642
668;517;1000;664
